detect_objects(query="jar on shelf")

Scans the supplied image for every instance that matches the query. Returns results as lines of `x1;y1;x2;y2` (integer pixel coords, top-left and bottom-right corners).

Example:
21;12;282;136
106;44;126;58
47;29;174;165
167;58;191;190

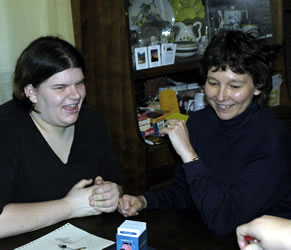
197;35;208;55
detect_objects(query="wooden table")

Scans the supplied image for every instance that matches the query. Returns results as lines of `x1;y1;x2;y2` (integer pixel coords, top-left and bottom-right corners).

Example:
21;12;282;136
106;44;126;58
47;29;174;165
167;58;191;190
0;209;239;250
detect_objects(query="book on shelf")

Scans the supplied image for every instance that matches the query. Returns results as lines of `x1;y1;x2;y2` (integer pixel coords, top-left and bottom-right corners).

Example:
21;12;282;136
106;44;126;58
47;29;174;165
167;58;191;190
144;135;165;145
138;112;151;127
139;123;151;132
145;110;170;124
151;120;166;134
141;127;156;137
14;223;114;250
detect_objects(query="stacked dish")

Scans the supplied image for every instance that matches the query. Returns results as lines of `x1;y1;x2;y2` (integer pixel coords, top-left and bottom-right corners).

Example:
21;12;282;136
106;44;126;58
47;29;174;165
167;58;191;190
175;41;198;58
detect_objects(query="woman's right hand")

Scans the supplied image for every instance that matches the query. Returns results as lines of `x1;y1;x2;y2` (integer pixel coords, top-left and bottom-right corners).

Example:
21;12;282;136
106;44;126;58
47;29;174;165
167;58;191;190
159;119;197;163
118;195;147;217
64;179;102;218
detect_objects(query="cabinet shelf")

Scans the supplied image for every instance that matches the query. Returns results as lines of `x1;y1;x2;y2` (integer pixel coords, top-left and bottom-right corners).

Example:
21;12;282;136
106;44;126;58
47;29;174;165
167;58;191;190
133;56;203;80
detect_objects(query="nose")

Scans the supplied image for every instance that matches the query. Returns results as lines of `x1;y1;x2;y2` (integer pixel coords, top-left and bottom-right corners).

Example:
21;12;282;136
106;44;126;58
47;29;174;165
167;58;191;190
68;85;82;99
216;85;228;102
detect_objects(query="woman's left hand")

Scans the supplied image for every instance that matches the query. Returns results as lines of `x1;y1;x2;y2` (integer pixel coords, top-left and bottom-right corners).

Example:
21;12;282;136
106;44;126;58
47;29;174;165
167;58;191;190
89;176;122;213
159;119;197;163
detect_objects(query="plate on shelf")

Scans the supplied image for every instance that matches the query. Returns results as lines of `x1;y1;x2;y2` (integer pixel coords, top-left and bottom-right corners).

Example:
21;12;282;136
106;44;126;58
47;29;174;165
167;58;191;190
175;41;198;57
175;51;198;58
175;41;198;49
176;47;198;58
128;0;175;28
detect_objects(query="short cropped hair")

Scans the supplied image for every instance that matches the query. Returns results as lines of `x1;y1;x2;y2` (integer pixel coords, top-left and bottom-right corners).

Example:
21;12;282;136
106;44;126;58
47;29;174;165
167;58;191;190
13;36;85;112
200;30;276;108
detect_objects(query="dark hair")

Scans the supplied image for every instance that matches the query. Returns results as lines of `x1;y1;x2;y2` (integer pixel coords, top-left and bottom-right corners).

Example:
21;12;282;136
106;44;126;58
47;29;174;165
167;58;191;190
200;30;276;108
13;36;85;112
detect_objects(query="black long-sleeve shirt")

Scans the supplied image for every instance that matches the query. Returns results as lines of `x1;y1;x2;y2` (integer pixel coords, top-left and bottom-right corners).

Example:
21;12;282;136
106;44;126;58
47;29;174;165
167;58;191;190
0;100;122;213
144;103;291;236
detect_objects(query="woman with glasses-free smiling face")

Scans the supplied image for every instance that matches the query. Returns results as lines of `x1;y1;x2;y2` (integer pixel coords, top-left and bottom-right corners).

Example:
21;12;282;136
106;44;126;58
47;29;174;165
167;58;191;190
205;67;261;120
0;36;123;239
118;31;291;238
24;67;86;127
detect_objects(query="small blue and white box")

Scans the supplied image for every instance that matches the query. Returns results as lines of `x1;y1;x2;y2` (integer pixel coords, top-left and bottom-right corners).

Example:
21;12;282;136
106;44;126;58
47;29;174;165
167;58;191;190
116;220;147;250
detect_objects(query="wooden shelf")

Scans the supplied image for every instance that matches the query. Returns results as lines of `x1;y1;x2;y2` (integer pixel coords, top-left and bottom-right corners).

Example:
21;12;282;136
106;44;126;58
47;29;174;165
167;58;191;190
133;56;202;80
285;0;291;10
270;105;291;118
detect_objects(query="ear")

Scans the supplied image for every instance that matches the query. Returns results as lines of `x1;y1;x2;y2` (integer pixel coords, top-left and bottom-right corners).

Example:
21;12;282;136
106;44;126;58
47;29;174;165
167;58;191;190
254;88;261;96
24;84;37;103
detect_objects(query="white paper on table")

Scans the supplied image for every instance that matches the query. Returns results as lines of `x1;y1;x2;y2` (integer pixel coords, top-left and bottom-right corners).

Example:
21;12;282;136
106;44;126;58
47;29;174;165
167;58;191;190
14;223;114;250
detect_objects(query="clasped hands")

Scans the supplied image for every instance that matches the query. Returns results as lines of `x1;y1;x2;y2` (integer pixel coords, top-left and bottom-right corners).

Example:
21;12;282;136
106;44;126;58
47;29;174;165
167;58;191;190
89;176;121;213
65;176;121;218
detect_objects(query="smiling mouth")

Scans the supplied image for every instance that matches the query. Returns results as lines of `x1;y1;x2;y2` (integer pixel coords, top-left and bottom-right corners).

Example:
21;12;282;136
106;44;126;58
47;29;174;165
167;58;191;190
63;103;80;112
216;104;234;109
65;104;78;108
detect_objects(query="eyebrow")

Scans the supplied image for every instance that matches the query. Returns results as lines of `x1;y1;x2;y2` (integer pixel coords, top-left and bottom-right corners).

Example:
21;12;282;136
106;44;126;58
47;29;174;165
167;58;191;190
52;78;85;86
75;78;85;84
207;76;247;84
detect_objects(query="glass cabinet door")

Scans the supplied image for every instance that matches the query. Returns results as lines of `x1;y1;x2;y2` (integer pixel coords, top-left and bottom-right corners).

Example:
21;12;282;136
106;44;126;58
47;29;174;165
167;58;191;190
206;0;273;40
127;0;274;70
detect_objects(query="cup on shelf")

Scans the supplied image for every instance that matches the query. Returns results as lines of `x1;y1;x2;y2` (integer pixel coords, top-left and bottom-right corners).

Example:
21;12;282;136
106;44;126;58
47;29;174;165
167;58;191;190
241;24;260;38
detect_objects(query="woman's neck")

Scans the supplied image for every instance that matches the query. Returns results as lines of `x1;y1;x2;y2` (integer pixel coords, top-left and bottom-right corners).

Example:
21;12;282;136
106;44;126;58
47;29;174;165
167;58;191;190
29;111;75;164
29;111;73;138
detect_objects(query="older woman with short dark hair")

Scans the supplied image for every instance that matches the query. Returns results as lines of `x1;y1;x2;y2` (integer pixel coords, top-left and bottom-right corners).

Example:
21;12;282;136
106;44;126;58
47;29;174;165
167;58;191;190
118;30;291;237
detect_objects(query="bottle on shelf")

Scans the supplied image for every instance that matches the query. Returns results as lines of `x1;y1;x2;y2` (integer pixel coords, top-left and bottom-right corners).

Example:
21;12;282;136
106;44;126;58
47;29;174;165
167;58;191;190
150;36;159;45
198;35;208;55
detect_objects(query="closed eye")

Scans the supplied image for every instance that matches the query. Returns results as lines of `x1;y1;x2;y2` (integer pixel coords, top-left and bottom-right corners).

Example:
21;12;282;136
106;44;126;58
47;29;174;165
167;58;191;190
207;81;218;86
230;85;242;89
53;85;66;90
76;81;85;87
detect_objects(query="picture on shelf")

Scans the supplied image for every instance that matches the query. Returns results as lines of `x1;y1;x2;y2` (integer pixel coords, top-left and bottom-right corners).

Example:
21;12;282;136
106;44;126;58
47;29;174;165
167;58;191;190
161;43;176;66
151;49;159;62
135;47;149;70
148;45;161;68
138;51;146;63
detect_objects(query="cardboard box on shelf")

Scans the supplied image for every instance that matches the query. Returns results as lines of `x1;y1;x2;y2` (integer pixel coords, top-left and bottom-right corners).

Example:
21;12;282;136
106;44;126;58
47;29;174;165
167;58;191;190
269;73;283;107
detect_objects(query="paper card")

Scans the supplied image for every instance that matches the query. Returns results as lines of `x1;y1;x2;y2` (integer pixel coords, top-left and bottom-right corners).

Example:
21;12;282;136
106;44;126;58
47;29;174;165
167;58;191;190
134;47;149;70
14;223;114;250
148;45;161;68
161;43;176;66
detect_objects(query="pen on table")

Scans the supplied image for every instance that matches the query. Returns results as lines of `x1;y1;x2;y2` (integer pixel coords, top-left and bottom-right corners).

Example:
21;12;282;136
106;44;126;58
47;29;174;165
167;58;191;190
58;244;86;250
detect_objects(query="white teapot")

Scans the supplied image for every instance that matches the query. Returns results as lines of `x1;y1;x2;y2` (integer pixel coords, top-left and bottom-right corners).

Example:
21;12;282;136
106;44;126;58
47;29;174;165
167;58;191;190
174;21;202;42
218;5;248;27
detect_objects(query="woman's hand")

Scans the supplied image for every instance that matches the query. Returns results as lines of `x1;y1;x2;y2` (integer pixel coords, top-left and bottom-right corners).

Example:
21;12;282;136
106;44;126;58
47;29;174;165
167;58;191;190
159;119;197;163
89;176;122;213
118;195;147;217
64;179;102;218
236;215;291;250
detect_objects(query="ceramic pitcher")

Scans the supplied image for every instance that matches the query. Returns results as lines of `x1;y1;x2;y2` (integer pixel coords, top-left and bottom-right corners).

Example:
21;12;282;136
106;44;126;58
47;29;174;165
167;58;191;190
174;21;202;42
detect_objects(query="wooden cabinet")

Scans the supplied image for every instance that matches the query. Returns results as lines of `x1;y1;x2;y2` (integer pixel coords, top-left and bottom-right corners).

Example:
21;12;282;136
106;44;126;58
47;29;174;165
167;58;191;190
283;0;291;97
71;0;177;193
71;0;291;194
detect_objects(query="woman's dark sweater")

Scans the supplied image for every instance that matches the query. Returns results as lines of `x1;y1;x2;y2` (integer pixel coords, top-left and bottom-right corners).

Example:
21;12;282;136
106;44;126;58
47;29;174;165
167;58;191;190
144;103;291;236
